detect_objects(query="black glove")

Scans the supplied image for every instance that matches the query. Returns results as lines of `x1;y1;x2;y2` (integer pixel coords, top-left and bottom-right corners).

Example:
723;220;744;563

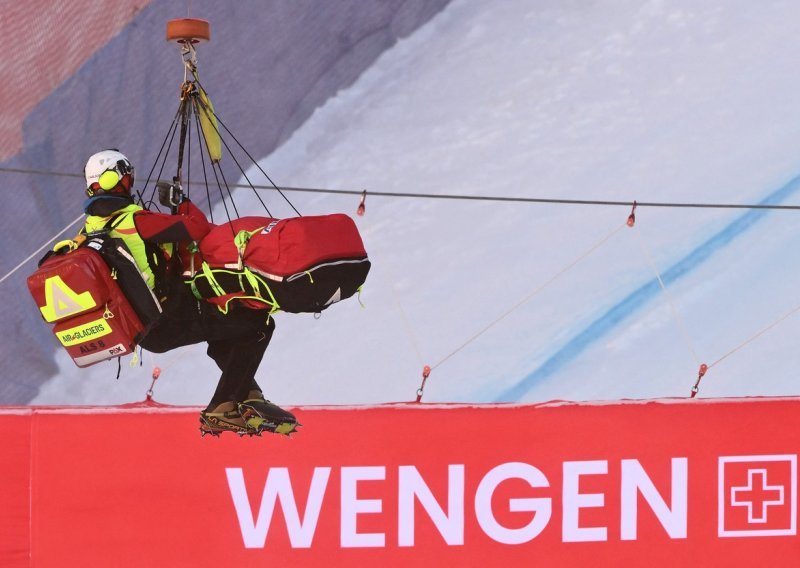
156;181;184;208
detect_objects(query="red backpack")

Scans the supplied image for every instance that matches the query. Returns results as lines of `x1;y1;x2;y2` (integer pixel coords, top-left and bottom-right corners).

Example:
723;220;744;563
27;237;162;367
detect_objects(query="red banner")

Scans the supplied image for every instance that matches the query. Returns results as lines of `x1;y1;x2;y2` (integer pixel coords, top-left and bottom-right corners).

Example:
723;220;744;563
2;398;800;566
0;412;31;567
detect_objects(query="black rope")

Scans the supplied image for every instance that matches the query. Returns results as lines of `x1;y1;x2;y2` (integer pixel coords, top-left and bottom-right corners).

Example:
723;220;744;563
140;106;182;210
188;96;239;230
243;187;800;210
4;164;800;211
145;115;182;212
214;161;241;218
213;161;238;239
0;167;80;179
192;92;274;217
192;79;299;216
173;96;192;211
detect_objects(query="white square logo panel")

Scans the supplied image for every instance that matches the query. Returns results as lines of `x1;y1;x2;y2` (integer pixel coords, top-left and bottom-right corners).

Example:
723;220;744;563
719;455;797;537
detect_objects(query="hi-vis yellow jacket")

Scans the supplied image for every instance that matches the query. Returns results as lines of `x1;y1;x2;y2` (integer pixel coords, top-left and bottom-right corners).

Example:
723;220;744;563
84;201;211;291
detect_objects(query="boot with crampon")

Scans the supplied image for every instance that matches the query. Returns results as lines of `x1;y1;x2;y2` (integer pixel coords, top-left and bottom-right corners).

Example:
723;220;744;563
238;390;299;435
199;401;256;437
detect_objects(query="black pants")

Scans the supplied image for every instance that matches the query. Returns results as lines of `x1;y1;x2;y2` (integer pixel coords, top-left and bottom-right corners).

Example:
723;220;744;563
139;285;275;409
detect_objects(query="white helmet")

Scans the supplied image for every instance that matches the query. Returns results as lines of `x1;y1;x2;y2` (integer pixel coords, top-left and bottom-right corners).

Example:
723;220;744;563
84;149;134;196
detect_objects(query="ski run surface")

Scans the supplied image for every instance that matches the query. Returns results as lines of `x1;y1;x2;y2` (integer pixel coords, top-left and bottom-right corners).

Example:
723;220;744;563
33;0;800;407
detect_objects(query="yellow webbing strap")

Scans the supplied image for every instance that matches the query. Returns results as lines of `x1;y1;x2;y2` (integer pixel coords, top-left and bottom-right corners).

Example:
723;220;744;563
242;268;262;298
188;278;202;300
233;226;266;269
200;261;225;296
216;293;280;315
53;239;79;254
195;80;222;163
244;268;280;312
185;264;281;315
234;226;266;251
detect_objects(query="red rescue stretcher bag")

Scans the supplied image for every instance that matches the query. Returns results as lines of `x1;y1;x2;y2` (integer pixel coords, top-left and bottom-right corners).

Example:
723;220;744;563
27;236;162;368
193;214;370;313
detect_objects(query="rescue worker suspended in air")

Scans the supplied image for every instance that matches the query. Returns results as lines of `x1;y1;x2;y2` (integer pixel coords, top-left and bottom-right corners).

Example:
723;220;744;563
82;149;298;436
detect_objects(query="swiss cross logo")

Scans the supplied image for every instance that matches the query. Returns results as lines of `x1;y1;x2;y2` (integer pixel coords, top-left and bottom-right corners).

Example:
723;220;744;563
718;455;797;537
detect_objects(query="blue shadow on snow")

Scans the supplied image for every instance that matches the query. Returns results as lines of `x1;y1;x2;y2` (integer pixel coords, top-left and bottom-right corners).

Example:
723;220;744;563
495;174;800;402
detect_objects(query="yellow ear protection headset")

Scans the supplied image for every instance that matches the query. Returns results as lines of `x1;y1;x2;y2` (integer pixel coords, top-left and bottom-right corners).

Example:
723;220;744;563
86;160;133;197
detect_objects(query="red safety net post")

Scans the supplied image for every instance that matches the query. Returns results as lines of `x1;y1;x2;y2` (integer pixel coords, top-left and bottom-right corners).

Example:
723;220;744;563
627;200;638;227
357;190;367;216
146;367;162;402
690;363;708;398
415;365;431;402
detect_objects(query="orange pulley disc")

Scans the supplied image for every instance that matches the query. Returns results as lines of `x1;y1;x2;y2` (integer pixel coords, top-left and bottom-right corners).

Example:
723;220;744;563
166;18;210;43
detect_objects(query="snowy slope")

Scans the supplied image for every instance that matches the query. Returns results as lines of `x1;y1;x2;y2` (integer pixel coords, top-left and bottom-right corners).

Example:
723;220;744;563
33;0;800;407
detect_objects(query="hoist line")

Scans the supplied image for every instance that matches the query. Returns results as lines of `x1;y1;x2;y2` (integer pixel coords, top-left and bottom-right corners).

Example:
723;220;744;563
144;110;183;211
141;106;183;210
146;121;179;211
5;164;800;211
174;96;192;203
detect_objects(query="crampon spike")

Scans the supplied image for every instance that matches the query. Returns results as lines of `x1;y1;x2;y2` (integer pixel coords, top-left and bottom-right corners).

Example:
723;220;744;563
357;190;367;216
199;428;220;438
690;363;708;398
